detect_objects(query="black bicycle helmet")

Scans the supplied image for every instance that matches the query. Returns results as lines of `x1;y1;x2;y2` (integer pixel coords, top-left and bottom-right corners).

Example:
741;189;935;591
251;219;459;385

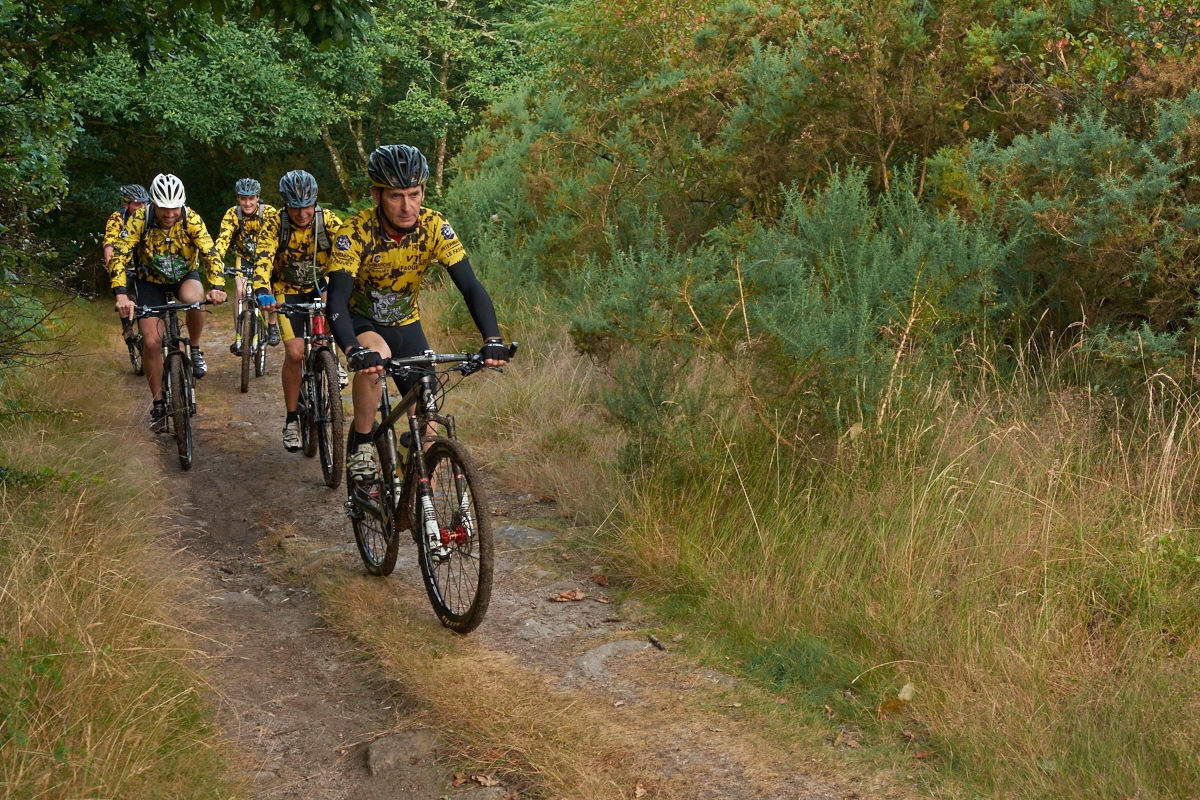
235;177;261;196
367;144;428;189
278;170;318;208
119;183;150;204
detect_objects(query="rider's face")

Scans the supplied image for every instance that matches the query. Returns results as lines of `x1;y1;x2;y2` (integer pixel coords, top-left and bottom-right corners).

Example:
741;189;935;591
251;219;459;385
156;206;182;229
287;205;315;229
124;200;146;214
373;185;424;233
237;194;259;215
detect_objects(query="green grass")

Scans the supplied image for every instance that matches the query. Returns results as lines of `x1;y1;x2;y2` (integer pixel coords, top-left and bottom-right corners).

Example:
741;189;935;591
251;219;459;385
0;302;240;799
590;349;1200;799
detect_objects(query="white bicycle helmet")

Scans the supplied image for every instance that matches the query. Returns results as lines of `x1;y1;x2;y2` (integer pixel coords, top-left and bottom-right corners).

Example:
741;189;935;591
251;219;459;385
149;173;187;209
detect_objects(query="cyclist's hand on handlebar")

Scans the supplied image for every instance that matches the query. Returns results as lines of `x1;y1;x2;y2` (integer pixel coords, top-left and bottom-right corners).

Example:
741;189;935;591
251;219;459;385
114;294;135;320
255;292;278;310
346;345;385;375
479;339;509;367
206;288;228;306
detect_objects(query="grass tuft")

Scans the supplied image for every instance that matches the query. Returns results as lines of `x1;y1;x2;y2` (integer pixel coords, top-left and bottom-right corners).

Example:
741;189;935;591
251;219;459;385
0;304;239;799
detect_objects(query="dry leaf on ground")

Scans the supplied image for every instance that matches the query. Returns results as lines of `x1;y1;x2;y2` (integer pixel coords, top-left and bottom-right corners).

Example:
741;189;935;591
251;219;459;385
550;589;586;602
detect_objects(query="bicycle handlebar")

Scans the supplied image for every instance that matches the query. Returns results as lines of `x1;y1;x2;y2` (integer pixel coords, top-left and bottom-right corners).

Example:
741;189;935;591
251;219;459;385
380;342;519;378
133;299;214;318
276;301;327;314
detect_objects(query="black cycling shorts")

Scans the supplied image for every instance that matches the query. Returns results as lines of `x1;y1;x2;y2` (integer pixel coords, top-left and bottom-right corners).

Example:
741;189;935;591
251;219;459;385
134;272;202;306
351;314;429;395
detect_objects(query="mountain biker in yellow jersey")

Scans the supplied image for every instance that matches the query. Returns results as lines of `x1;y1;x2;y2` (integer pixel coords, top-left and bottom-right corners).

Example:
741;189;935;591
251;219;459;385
103;184;149;345
111;173;228;424
103;184;148;269
253;169;344;452
324;144;508;482
213;178;281;353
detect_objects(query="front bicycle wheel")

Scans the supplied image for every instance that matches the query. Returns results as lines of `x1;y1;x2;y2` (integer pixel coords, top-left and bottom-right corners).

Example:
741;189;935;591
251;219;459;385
300;377;317;458
254;312;267;377
167;353;193;470
313;349;345;488
348;427;399;576
127;333;144;375
122;319;144;375
239;310;253;393
415;437;493;633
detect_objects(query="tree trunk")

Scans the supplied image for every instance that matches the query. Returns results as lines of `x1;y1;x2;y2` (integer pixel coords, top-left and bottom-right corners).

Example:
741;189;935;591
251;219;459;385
321;125;356;203
348;119;368;164
434;49;451;197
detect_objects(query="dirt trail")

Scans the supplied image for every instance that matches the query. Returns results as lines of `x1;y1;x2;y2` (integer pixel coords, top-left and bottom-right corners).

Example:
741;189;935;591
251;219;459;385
125;330;915;800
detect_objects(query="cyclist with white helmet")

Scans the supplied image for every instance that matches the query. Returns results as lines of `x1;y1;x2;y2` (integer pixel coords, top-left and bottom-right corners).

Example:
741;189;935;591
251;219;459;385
112;173;228;425
214;177;280;353
325;144;508;482
254;169;344;452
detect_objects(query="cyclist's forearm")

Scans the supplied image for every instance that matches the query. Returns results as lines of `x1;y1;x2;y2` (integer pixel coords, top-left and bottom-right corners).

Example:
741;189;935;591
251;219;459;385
446;258;501;340
326;270;358;352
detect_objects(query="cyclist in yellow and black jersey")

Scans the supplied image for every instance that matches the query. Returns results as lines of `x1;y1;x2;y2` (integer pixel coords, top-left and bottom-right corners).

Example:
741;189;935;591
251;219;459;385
213;178;280;352
102;184;148;270
325;144;508;483
111;173;228;424
103;184;149;345
253;169;344;452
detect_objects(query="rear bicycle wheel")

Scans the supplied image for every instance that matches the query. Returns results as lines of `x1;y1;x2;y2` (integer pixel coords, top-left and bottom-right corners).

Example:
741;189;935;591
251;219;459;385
415;437;493;633
313;349;345;488
349;427;399;576
167;353;193;470
239;310;253;393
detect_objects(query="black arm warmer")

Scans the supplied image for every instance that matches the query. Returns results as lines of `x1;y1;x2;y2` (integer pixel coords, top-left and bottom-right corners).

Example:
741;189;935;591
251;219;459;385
446;258;500;340
326;271;359;353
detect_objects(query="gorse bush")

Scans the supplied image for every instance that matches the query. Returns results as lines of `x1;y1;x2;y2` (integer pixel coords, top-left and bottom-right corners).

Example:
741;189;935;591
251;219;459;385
929;99;1200;338
572;167;1007;453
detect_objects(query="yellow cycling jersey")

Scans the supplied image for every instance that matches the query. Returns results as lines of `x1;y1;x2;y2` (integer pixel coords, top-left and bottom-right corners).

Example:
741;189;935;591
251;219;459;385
325;206;467;326
213;202;277;276
253;206;343;295
109;206;224;291
102;210;127;251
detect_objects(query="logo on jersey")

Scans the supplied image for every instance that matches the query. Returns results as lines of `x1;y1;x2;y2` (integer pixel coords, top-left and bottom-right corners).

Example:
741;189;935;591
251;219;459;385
335;234;352;251
441;223;456;241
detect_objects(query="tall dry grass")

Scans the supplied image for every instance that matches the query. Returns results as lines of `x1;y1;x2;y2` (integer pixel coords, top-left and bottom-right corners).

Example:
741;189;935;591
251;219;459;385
420;289;621;527
0;306;238;798
599;340;1200;798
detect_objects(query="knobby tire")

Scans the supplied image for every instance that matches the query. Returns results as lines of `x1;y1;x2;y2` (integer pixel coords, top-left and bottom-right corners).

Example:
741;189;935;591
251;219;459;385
167;353;193;470
349;426;399;576
254;312;267;377
313;349;344;488
300;376;317;458
239;310;253;393
415;437;493;634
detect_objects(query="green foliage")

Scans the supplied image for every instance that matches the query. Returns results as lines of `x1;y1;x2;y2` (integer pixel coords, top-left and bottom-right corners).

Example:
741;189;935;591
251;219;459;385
928;100;1200;335
569;167;1007;445
0;636;71;754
